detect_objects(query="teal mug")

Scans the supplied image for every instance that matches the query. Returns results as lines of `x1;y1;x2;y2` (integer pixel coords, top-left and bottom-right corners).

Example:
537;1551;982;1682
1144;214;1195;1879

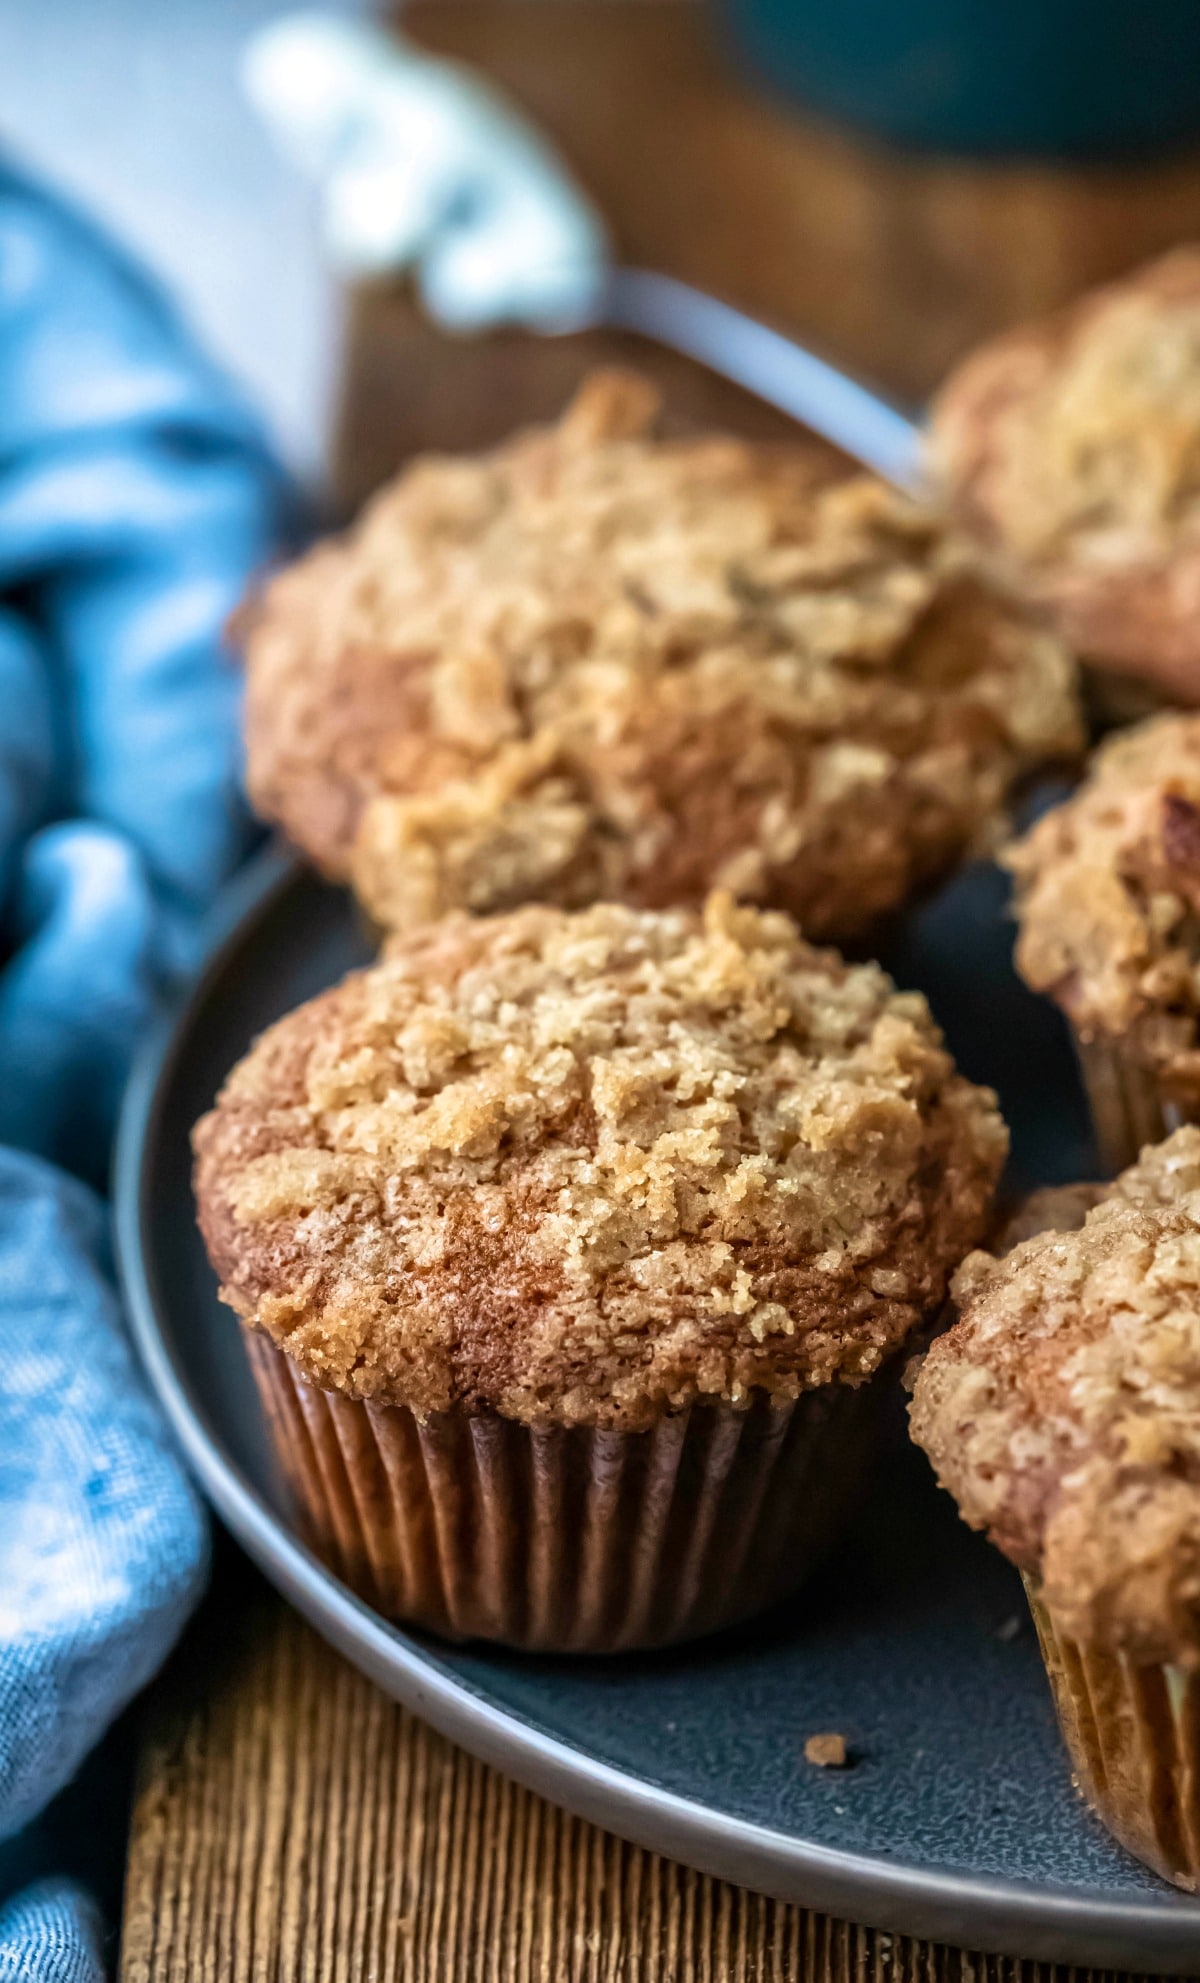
717;0;1200;158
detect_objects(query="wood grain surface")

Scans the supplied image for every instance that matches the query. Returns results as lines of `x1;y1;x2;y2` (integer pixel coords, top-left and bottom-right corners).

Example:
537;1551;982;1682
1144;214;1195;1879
118;1589;1176;1983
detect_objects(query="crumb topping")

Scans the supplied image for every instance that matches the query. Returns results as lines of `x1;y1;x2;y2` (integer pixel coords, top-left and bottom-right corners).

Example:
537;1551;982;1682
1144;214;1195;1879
910;1128;1200;1664
193;896;1006;1427
243;370;1081;940
1010;713;1200;1098
804;1733;849;1767
930;249;1200;691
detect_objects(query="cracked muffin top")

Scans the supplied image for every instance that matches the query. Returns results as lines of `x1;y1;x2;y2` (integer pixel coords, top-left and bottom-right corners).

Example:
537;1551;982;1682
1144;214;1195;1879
911;1128;1200;1665
1009;713;1200;1100
193;895;1007;1428
930;248;1200;702
242;369;1081;942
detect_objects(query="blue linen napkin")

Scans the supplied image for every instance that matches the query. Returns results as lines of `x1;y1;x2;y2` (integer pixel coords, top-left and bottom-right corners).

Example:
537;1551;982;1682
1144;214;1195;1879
0;162;292;1978
0;1883;104;1983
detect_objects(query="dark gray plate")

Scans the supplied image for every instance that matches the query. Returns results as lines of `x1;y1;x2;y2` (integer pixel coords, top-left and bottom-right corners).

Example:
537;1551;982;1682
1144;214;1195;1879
114;845;1200;1972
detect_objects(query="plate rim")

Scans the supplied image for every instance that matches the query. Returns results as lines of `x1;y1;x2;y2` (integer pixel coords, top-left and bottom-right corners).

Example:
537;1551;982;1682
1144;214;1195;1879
113;846;1200;1972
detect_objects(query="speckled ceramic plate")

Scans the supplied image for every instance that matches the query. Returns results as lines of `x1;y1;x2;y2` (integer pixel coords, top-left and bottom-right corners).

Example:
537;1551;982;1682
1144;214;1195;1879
114;844;1200;1972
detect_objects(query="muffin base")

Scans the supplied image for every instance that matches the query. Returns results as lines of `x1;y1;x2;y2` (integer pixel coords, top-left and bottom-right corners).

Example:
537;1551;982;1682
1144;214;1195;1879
1025;1578;1200;1889
246;1333;884;1653
1073;1036;1191;1175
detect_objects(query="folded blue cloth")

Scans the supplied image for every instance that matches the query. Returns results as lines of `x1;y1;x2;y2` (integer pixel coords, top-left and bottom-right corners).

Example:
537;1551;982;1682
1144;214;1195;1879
0;163;293;1978
0;1883;104;1983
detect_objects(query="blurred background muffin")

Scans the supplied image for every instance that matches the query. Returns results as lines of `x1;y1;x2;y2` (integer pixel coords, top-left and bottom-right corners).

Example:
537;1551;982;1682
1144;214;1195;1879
910;1128;1200;1888
1009;713;1200;1172
242;368;1082;944
930;251;1200;711
193;892;1007;1651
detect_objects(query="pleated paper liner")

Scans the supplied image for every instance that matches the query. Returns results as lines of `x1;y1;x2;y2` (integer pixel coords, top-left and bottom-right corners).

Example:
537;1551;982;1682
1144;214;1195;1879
245;1332;885;1653
1025;1577;1200;1890
1072;1035;1192;1176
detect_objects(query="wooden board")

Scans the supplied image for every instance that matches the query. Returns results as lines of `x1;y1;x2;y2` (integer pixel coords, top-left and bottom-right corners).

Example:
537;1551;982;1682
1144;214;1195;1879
119;1586;1175;1983
333;0;1200;506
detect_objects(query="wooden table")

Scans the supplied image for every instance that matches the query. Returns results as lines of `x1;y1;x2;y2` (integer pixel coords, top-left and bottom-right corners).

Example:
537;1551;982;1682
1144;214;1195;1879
118;1575;1175;1983
120;8;1200;1974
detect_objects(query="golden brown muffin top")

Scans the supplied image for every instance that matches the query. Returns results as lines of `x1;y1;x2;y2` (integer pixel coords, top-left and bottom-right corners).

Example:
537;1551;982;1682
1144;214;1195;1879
930;248;1200;700
911;1129;1200;1665
242;370;1081;943
1009;712;1200;1099
193;895;1007;1428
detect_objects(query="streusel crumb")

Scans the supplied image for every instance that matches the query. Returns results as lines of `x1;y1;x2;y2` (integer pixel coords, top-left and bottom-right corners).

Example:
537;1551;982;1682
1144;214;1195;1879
1009;712;1200;1100
194;896;1006;1427
242;370;1081;940
911;1127;1200;1664
930;248;1200;698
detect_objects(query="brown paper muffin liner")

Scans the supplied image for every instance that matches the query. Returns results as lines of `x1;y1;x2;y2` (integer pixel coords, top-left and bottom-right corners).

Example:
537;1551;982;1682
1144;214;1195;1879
245;1332;885;1653
1025;1577;1200;1889
1072;1035;1193;1176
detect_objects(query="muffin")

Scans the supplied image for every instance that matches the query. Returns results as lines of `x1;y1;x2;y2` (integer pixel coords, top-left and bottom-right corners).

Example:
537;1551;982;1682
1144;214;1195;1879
1009;712;1200;1173
242;369;1081;943
910;1129;1200;1887
194;893;1007;1652
929;247;1200;708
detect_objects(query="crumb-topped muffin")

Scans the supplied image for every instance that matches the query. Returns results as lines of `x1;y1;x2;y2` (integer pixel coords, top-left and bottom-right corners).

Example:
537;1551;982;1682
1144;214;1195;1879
242;370;1081;941
913;1131;1200;1661
195;894;1007;1649
196;894;1005;1423
910;1129;1200;1885
930;248;1200;704
1009;712;1200;1169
